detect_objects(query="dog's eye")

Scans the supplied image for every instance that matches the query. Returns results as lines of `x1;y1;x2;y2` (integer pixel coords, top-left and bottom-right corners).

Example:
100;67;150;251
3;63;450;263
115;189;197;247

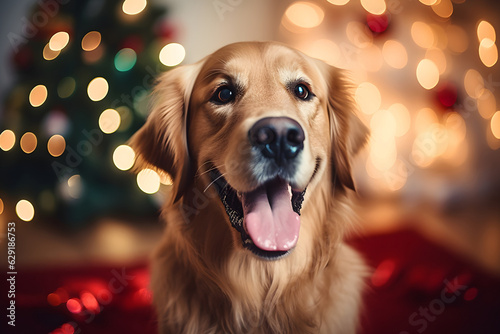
211;86;235;104
294;84;310;100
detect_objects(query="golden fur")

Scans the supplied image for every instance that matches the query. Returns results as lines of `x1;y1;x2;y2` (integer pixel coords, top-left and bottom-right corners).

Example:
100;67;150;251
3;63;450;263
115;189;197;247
130;41;369;334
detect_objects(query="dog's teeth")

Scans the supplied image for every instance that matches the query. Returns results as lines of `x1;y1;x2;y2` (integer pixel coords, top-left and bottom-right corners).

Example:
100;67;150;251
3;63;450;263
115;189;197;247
287;185;292;199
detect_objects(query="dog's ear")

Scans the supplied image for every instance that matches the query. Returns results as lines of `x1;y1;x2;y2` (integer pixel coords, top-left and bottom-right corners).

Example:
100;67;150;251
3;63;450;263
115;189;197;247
129;61;203;203
316;62;369;192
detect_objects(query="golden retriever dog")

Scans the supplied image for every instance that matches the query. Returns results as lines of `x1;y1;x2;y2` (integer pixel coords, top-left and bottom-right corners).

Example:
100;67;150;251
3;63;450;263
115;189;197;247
130;41;368;334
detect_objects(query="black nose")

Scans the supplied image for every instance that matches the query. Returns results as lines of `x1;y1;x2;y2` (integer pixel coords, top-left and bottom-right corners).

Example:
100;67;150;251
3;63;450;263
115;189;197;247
248;117;305;164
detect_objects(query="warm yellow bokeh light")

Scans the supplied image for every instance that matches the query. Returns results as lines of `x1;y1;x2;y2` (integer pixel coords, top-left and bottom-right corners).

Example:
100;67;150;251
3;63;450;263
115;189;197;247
137;168;160;194
20;132;37;154
370;110;397;141
0;198;3;215
416;59;440;90
122;0;147;15
67;174;82;199
47;135;66;157
43;43;60;60
327;0;350;5
346;22;373;48
446;25;468;54
99;109;121;134
382;40;408;69
306;39;340;66
419;0;438;5
360;0;386;15
411;22;435;49
113;145;135;171
431;0;453;19
0;130;16;151
388;103;411;137
444;112;467;143
479;39;498;67
87;77;109;101
49;31;70;51
284;2;324;29
477;89;497;119
425;48;447;74
29;84;48;107
355;82;381;115
159;43;186;67
415;107;438;133
477;20;496;43
369;138;397;171
491;111;500;139
82;31;101;51
16;199;35;222
464;69;484;98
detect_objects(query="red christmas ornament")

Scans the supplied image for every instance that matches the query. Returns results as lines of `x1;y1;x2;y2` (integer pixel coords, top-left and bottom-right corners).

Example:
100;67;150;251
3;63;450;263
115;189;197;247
366;13;390;34
436;82;458;108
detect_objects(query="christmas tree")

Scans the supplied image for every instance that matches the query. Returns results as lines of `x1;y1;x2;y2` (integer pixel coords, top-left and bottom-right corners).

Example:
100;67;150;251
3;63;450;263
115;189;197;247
0;0;181;227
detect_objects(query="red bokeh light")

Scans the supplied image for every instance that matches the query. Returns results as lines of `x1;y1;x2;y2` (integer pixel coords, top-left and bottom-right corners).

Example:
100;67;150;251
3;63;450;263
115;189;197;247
81;291;100;313
66;298;82;314
371;259;396;287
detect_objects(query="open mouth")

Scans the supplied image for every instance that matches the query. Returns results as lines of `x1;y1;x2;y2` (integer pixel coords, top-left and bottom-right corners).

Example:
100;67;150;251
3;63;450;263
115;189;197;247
210;169;306;260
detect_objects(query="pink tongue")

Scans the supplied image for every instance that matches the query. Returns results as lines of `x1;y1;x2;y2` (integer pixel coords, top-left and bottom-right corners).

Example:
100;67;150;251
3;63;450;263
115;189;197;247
242;180;300;251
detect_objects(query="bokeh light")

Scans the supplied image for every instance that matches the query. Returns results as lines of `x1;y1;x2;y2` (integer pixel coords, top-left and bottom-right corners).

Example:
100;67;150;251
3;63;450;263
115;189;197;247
67;175;82;199
479;39;498;67
99;109;121;134
415;107;438;133
305;39;341;66
346;21;373;48
122;0;147;15
425;48;447;75
416;59;440;90
159;43;185;66
419;0;438;5
360;0;386;15
382;40;408;69
57;77;76;98
355;82;381;115
431;0;453;19
114;48;137;71
49;31;70;51
327;0;350;5
370;109;397;141
113;145;135;171
412;21;435;49
66;298;82;314
477;89;496;119
0;198;3;215
43;43;60;60
464;69;484;98
284;2;324;29
477;20;496;43
0;130;16;151
87;77;109;101
491;111;500;139
20;132;37;154
388;103;411;137
29;84;48;107
81;31;101;51
16;199;35;222
47;134;66;157
137;168;160;194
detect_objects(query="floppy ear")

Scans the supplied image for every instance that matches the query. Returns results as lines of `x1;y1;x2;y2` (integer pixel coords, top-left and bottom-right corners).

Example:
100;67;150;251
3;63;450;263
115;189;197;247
318;63;369;192
129;61;203;203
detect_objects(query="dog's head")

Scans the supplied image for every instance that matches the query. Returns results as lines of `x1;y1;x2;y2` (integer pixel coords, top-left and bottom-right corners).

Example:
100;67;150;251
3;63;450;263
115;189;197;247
130;42;367;260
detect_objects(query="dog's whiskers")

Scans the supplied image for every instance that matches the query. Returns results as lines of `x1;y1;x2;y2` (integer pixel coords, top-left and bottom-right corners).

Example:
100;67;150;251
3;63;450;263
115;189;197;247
203;171;227;193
